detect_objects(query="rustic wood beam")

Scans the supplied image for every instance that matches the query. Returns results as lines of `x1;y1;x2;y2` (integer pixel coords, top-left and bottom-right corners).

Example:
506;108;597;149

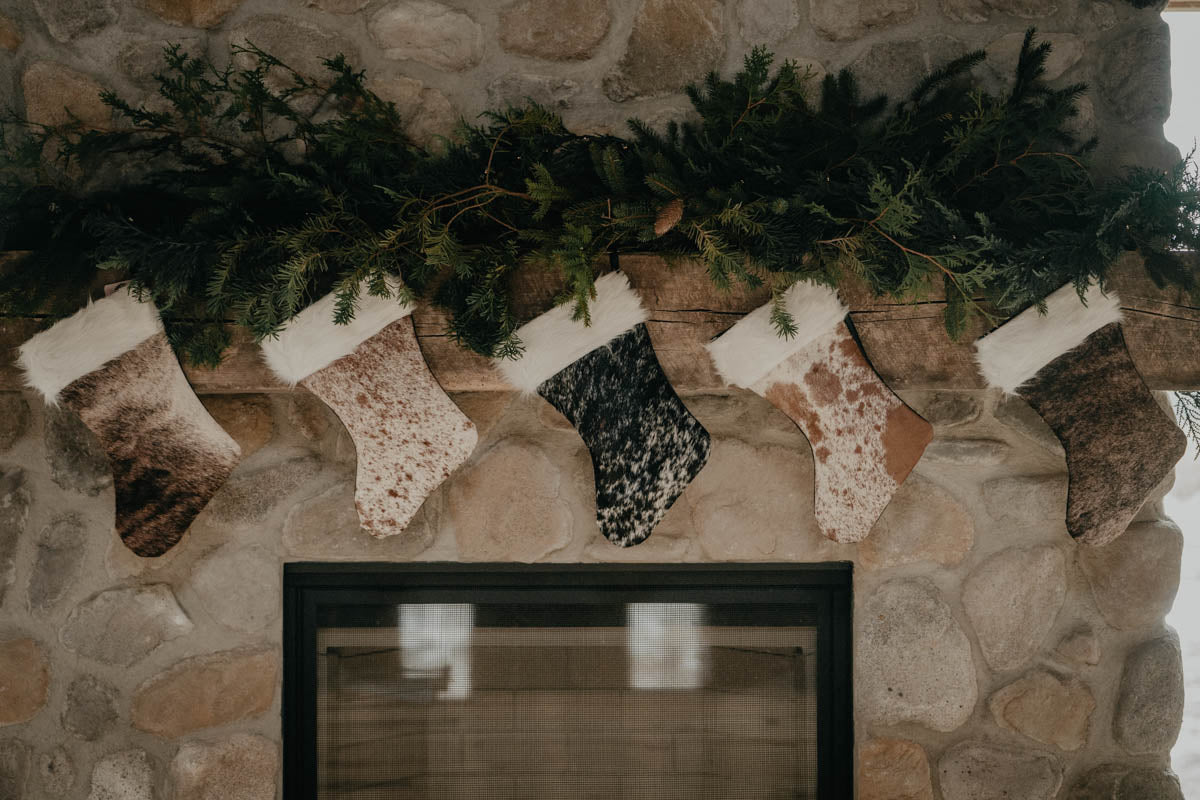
0;253;1196;394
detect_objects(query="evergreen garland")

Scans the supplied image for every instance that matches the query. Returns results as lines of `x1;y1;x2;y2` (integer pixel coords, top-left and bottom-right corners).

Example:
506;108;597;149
1;32;1197;373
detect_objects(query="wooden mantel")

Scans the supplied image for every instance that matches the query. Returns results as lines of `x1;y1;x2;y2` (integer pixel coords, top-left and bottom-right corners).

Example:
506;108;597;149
0;253;1197;394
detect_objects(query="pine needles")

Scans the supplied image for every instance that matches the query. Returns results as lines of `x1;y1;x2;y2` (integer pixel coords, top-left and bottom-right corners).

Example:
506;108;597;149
0;32;1197;367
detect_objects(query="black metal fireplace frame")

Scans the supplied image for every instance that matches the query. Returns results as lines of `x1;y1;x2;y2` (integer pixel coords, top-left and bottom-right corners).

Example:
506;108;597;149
283;562;854;799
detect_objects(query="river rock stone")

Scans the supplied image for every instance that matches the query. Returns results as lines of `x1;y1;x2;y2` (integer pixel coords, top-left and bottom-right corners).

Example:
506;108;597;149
1113;632;1184;754
43;406;112;495
1092;1;1119;29
200;395;272;458
857;579;977;732
0;14;21;51
962;545;1066;672
230;15;360;80
141;0;243;27
0;740;29;799
850;37;969;99
32;0;114;41
993;394;1064;454
64;675;119;741
941;0;1056;21
859;474;974;570
688;439;815;560
488;74;580;110
40;747;75;795
22;62;111;130
29;514;87;612
448;393;513;441
117;39;205;86
283;481;436;559
938;741;1062;800
0;395;29;450
985;32;1084;82
810;0;917;41
904;391;981;427
88;749;155;800
1101;25;1171;125
499;0;610;60
858;738;932;800
1066;764;1184;800
170;734;278;800
365;76;457;149
0;467;30;607
1079;520;1182;631
61;584;193;666
603;0;725;101
286;393;331;441
981;474;1066;526
207;455;323;524
920;438;1009;466
188;545;279;632
736;0;800;44
447;440;573;561
988;669;1094;750
1055;626;1100;666
369;1;484;71
132;648;279;737
0;638;50;725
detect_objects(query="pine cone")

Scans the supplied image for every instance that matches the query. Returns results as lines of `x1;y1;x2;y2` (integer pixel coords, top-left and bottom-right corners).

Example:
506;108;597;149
654;198;684;236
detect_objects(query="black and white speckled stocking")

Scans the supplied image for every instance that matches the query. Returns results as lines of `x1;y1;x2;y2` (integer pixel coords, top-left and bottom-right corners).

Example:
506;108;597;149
496;273;711;546
539;323;711;546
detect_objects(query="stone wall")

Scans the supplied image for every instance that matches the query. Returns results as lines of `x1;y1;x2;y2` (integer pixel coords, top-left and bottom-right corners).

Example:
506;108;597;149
0;0;1187;798
0;385;1186;799
0;0;1178;168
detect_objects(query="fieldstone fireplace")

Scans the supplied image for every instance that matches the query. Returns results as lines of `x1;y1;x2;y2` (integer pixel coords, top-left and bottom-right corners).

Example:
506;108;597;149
0;0;1194;798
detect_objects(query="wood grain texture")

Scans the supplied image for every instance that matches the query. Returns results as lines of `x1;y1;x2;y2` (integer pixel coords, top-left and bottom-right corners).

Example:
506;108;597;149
2;252;1197;393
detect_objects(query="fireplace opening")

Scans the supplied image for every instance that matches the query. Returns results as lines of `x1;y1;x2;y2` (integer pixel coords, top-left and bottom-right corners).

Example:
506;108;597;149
283;564;852;799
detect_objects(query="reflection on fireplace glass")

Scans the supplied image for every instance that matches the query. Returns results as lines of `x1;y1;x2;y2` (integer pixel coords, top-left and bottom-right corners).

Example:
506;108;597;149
316;601;819;799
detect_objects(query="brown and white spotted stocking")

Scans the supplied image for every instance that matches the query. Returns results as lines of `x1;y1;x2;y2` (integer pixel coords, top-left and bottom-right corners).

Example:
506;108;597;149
975;282;1186;545
18;289;241;557
707;281;932;543
260;284;477;536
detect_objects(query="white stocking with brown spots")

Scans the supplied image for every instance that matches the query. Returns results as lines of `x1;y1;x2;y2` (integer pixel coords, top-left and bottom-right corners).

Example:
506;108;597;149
302;317;478;536
752;322;932;543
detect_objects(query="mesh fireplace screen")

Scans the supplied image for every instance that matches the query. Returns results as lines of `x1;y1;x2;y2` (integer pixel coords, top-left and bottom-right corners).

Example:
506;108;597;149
284;565;853;800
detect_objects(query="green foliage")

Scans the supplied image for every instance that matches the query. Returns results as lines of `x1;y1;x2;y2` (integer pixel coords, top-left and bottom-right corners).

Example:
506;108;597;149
1;32;1197;369
1176;391;1200;456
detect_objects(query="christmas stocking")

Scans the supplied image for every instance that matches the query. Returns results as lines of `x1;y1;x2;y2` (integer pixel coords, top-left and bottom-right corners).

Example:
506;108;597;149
17;288;241;557
260;284;477;536
706;282;932;543
974;281;1186;545
496;272;710;547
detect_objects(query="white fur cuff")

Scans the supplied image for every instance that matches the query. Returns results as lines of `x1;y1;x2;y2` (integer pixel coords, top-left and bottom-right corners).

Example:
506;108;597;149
260;281;413;386
706;281;848;389
495;272;649;393
17;287;163;404
974;282;1123;394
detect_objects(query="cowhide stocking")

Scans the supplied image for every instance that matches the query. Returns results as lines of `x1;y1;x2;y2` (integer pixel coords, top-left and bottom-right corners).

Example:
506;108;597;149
496;272;711;547
260;283;477;536
707;281;932;543
18;288;241;557
975;281;1186;545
